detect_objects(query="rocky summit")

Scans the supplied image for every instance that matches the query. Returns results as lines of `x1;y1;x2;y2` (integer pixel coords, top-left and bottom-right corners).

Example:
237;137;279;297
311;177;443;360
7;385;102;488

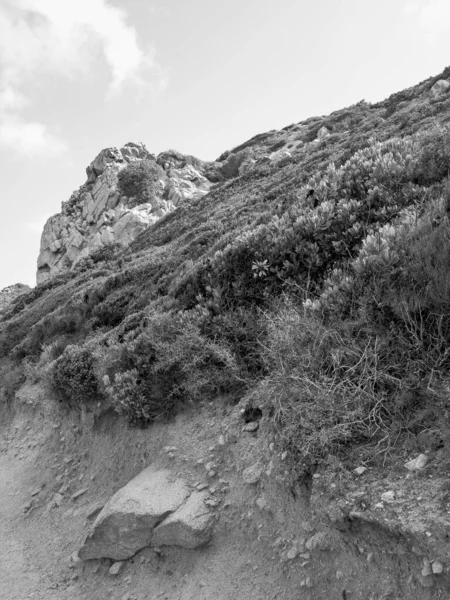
36;143;213;284
36;139;298;284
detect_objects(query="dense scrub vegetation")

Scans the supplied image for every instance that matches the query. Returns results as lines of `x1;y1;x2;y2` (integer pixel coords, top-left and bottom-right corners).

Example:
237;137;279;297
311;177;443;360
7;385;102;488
3;68;450;480
117;159;165;207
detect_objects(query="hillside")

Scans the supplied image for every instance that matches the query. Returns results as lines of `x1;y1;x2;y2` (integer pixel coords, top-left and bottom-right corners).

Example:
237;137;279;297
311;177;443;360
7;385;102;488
2;68;450;598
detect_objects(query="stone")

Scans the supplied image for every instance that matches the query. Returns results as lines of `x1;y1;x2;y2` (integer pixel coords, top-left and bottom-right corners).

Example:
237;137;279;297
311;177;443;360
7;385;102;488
286;547;298;560
243;463;263;485
78;467;190;560
243;422;259;433
354;466;367;476
316;126;331;140
430;79;450;99
432;560;443;574
72;488;88;501
380;490;395;503
54;493;63;507
256;497;267;510
108;561;125;576
151;491;214;548
305;531;329;551
404;454;428;471
422;559;432;577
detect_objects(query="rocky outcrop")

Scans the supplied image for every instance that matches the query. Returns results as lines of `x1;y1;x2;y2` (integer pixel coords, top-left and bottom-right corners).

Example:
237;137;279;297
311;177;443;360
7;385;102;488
430;79;450;99
78;466;214;560
36;143;213;284
0;284;30;313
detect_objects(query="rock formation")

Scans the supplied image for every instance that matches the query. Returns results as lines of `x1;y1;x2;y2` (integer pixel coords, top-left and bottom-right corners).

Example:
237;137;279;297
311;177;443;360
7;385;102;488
36;138;318;285
0;283;30;313
36;142;213;284
78;466;214;560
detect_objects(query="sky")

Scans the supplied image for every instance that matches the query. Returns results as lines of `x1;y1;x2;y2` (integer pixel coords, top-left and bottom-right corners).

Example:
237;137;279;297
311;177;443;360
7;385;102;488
0;0;449;290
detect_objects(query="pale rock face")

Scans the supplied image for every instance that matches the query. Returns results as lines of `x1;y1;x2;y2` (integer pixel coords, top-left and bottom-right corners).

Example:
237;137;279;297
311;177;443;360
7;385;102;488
151;490;214;548
430;79;450;99
78;466;214;560
316;126;331;140
36;143;214;284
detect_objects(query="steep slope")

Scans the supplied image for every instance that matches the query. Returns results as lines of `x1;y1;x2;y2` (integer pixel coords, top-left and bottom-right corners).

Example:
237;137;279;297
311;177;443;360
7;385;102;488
2;66;450;599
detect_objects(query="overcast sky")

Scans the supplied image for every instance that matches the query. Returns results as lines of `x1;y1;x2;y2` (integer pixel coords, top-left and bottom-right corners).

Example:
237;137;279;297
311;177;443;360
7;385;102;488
0;0;449;289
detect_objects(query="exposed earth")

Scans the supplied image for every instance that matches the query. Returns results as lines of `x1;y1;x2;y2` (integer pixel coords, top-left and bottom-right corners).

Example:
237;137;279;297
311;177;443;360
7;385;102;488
0;384;449;599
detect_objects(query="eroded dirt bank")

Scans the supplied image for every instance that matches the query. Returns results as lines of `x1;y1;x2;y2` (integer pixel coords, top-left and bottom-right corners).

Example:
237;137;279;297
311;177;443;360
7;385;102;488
0;384;449;600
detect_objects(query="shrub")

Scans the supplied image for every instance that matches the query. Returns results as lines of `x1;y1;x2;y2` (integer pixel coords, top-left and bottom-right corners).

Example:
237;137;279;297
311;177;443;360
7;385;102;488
103;311;240;425
0;361;25;405
117;159;165;206
259;301;396;476
50;345;100;407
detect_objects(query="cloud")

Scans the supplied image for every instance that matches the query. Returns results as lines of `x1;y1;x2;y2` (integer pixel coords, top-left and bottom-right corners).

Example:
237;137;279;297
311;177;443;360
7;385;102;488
0;0;162;157
0;118;67;158
404;1;450;40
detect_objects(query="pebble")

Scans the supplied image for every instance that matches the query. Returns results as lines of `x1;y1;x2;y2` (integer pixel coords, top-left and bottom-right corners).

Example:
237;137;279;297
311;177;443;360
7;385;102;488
109;561;125;576
243;422;259;433
422;559;432;577
286;547;298;560
256;497;267;510
380;490;395;503
243;463;263;485
404;453;428;471
432;560;443;574
354;466;367;476
72;488;88;501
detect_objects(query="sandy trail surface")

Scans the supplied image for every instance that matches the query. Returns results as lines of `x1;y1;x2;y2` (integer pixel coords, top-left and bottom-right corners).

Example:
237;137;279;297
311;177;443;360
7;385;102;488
0;452;44;599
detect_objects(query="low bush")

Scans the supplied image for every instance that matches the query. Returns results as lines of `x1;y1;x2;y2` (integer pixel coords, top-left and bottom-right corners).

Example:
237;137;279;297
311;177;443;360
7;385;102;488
103;310;240;426
117;159;165;206
259;302;395;476
50;345;100;407
0;361;25;405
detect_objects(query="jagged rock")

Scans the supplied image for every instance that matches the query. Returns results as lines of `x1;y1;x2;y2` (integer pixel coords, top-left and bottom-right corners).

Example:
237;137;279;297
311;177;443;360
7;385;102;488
243;463;263;485
270;150;291;164
430;79;450;99
404;454;428;471
151;491;214;548
316;126;331;140
36;144;214;284
86;147;124;183
78;467;190;560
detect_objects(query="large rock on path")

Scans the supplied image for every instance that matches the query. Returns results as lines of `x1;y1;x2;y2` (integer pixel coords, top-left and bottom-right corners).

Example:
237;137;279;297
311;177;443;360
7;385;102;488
152;490;214;548
79;467;189;560
78;466;215;561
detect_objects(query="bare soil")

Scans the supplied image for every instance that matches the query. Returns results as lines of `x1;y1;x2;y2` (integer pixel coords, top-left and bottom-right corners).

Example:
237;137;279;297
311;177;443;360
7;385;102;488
0;383;449;600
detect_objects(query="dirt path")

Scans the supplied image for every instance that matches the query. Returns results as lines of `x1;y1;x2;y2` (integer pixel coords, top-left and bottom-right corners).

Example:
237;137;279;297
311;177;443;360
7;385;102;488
0;453;43;599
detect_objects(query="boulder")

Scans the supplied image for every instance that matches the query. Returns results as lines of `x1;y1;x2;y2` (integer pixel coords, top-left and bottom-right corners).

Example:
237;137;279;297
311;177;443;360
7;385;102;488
430;79;450;99
316;126;331;140
151;491;214;548
78;467;190;560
